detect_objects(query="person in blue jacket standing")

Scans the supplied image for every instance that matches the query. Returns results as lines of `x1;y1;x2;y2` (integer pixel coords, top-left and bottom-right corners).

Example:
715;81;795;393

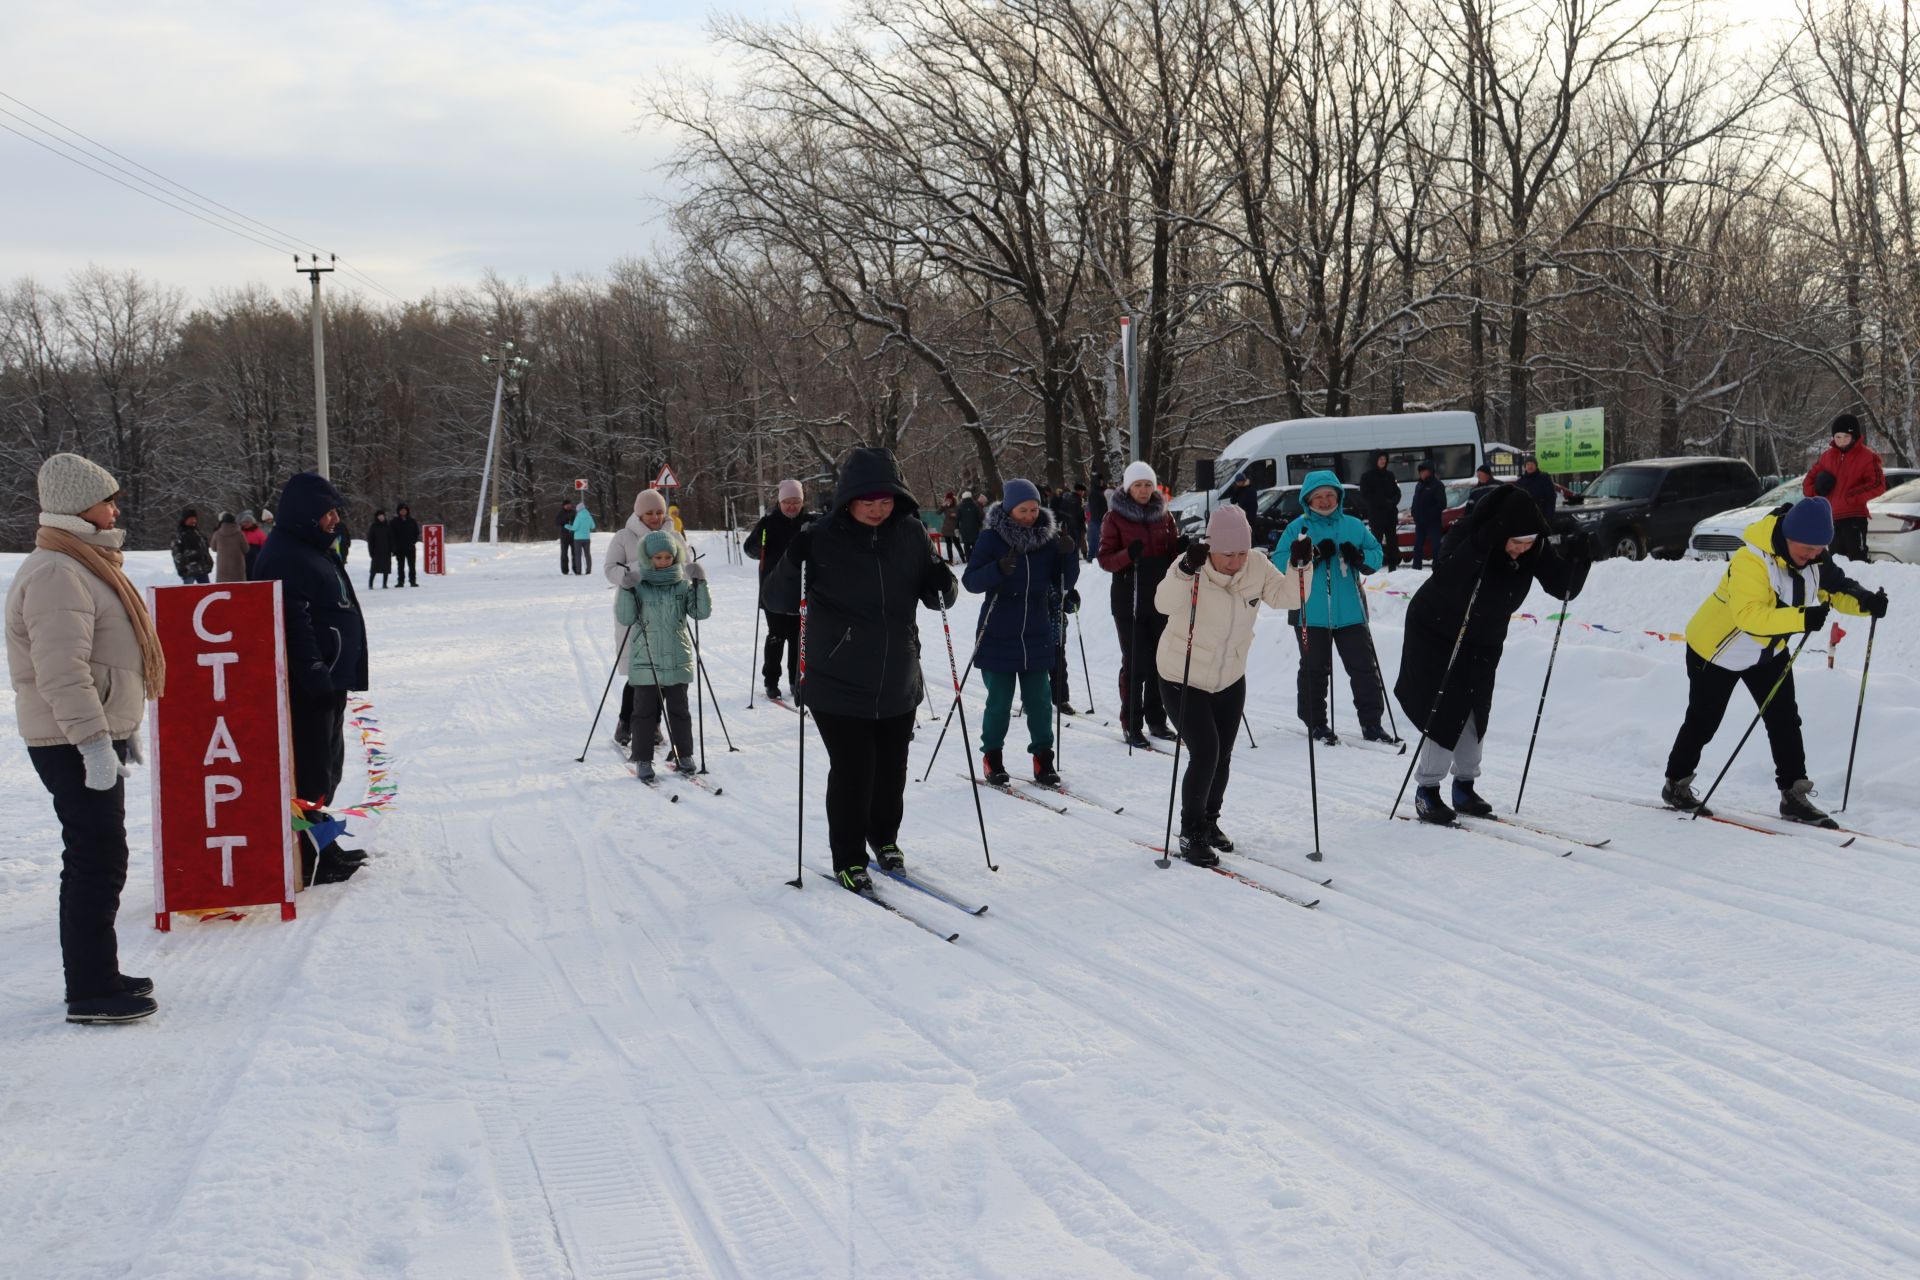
962;478;1080;787
1276;470;1392;745
569;500;597;574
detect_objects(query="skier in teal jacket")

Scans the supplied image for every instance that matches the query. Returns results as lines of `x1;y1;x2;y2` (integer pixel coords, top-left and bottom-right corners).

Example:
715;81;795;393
1274;470;1393;744
569;503;598;574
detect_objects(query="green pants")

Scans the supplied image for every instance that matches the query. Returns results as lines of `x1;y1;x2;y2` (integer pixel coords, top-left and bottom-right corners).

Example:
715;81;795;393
980;668;1055;754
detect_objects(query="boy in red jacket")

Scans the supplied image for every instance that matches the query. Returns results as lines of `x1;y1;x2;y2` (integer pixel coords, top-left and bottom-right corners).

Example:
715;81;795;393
1804;413;1886;560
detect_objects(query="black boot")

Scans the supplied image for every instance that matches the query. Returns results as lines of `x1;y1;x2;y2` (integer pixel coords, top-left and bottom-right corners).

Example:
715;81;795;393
1450;779;1494;817
1178;817;1219;867
614;718;632;749
66;992;158;1025
118;974;154;998
1032;749;1060;787
1123;727;1151;750
1414;785;1456;825
1779;779;1838;828
982;749;1009;786
872;842;906;872
1362;724;1397;744
1205;817;1234;853
1661;773;1709;815
765;681;782;702
1147;717;1176;742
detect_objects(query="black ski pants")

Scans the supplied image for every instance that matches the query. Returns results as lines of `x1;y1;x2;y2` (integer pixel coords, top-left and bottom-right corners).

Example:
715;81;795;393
629;682;694;764
762;610;800;690
1833;516;1870;562
29;739;131;1002
1160;676;1246;829
1368;512;1401;570
810;708;917;873
1410;518;1441;570
1297;624;1386;734
1115;609;1169;732
1664;649;1807;790
395;546;417;585
559;535;574;573
291;689;350;808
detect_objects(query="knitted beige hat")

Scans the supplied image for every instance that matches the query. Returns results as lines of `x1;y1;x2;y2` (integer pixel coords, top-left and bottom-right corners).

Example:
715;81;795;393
777;478;804;502
37;453;120;516
635;488;669;518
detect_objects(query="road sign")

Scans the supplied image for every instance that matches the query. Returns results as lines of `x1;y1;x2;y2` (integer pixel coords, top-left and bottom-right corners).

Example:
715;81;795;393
653;464;679;489
1533;407;1605;474
573;478;588;491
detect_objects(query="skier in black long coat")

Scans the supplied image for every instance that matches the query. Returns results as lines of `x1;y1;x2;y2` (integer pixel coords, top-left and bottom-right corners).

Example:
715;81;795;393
764;447;959;892
1358;451;1402;570
1394;485;1589;825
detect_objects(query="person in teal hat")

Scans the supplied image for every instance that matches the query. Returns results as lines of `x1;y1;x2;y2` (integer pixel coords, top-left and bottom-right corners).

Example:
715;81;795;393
613;530;711;781
1274;470;1392;745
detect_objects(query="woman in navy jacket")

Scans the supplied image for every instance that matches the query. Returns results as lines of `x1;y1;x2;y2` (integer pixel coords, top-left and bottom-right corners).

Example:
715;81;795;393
962;479;1080;787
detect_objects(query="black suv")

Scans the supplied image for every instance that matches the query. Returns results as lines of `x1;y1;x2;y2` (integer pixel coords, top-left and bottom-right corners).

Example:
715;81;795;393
1563;457;1762;560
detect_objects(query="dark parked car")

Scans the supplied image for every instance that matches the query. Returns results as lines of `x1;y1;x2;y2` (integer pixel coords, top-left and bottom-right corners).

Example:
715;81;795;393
1563;457;1762;560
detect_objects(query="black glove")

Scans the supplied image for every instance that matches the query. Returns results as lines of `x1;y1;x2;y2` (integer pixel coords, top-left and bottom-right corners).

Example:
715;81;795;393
1173;533;1192;555
1554;531;1592;564
1063;588;1081;615
1180;541;1209;575
1288;536;1313;567
1861;587;1889;619
786;527;814;566
1314;539;1337;563
1128;538;1146;564
997;549;1020;576
1054;531;1076;557
920;561;959;610
1803;603;1831;632
1813;470;1836;497
1339;542;1366;570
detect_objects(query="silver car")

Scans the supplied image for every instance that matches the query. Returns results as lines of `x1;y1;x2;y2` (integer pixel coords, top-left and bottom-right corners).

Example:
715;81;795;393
1686;470;1920;560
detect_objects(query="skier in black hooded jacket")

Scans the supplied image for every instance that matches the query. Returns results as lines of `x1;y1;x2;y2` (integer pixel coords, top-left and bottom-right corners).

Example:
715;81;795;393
764;448;959;892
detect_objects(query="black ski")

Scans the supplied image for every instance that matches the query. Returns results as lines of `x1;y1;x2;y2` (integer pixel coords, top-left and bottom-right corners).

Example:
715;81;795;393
872;864;989;916
810;871;959;941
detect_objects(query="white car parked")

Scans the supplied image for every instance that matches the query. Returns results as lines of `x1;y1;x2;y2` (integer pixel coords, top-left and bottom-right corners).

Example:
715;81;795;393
1687;470;1920;560
1867;475;1920;563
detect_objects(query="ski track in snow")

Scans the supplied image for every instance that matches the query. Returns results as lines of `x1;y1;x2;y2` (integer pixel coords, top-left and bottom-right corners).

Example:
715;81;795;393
3;535;1920;1277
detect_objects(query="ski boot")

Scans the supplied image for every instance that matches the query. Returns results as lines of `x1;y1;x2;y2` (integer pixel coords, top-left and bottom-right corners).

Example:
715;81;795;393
1310;725;1339;747
1204;816;1235;853
1362;724;1398;745
1147;718;1176;742
674;754;698;775
765;682;782;702
873;843;906;873
1450;779;1495;818
837;866;874;893
982;749;1010;786
1032;749;1061;787
1779;779;1838;829
1177;819;1220;867
614;719;632;749
1661;773;1709;815
1413;785;1456;825
633;759;656;782
1123;727;1152;750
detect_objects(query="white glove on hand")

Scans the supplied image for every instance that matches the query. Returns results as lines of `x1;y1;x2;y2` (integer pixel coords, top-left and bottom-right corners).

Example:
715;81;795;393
79;735;124;791
125;734;144;766
620;568;640;589
685;561;707;582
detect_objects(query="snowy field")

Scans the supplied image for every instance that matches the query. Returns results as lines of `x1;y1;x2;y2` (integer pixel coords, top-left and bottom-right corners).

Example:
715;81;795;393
3;531;1920;1279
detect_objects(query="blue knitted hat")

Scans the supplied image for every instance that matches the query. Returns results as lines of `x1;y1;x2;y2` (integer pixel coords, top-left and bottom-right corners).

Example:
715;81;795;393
1002;478;1041;509
1781;497;1834;545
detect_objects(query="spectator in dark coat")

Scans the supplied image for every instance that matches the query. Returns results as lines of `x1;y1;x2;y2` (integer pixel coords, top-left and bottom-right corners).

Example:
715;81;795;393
1357;452;1403;570
170;509;213;584
1226;470;1262;525
1084;480;1108;562
389;504;421;586
1514;455;1558;520
1408;461;1447;570
956;491;986;559
252;472;369;886
557;500;577;574
210;512;249;583
365;510;394;588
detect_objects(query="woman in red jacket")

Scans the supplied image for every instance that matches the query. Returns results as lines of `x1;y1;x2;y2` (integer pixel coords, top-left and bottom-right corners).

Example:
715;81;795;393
1804;413;1887;561
1097;460;1185;749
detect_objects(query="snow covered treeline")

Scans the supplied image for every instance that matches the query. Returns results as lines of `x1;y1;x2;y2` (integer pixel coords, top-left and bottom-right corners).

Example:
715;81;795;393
6;0;1920;550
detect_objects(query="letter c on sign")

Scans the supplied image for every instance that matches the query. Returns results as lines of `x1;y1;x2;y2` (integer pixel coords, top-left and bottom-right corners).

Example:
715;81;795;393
192;591;234;644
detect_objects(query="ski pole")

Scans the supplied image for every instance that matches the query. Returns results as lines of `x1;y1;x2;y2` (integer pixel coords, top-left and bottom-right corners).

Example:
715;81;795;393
938;592;998;872
576;621;634;762
1390;570;1488;821
1693;633;1813;820
788;564;808;889
1158;562;1203;869
1359;584;1400;742
1841;613;1877;811
1129;566;1142;755
693;642;738;753
1241;712;1258;749
747;603;760;708
1076;612;1095;714
1296;554;1323;861
692;613;707;772
1512;589;1569;814
918;594;996;783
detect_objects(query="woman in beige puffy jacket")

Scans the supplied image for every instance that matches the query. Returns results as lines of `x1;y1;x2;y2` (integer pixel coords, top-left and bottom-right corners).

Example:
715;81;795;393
1154;504;1306;866
5;453;167;1024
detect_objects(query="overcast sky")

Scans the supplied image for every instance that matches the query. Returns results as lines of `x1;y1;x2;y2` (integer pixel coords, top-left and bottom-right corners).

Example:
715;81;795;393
0;0;842;305
4;0;1805;308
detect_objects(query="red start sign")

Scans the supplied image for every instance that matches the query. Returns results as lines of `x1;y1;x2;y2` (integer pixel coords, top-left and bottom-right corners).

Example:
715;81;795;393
423;524;446;575
146;582;297;927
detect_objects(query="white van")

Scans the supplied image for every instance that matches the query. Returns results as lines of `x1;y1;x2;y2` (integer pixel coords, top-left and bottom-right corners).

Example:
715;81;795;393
1169;411;1484;526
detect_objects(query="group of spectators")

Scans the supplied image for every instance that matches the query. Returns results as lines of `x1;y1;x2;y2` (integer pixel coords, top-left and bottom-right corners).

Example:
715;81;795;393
171;503;421;588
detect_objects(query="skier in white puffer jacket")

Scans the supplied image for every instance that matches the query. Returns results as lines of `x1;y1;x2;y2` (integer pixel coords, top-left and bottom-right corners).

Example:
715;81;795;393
605;487;685;747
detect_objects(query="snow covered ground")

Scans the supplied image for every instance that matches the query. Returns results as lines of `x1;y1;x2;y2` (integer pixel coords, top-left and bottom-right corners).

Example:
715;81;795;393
3;532;1919;1279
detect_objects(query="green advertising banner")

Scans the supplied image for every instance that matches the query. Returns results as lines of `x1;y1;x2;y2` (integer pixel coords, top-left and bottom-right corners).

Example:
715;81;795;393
1534;407;1605;474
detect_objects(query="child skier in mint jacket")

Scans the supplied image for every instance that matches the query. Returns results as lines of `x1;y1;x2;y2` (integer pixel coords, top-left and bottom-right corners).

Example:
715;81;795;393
614;531;711;780
1275;469;1391;745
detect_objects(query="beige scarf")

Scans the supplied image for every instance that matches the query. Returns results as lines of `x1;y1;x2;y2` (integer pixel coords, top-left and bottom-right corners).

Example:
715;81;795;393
34;526;168;699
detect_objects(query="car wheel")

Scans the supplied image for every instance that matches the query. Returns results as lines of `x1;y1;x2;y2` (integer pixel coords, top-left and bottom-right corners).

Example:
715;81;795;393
1611;529;1645;561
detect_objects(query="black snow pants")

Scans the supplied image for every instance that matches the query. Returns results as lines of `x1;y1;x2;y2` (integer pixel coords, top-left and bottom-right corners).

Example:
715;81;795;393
1664;648;1807;790
762;610;800;691
395;547;417;585
29;740;131;1002
1297;624;1387;735
290;689;350;808
1115;609;1169;733
629;682;694;764
810;708;917;873
1159;677;1246;831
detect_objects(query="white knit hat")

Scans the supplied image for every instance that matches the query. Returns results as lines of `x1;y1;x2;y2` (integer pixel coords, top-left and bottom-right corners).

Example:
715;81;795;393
1122;460;1156;489
777;478;803;502
36;453;120;516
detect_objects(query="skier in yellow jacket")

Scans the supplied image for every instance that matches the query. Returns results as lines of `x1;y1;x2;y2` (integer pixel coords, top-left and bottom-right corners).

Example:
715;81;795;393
1661;496;1887;825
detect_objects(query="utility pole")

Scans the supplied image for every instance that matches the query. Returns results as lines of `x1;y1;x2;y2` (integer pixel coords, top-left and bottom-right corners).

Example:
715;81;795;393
296;254;335;476
751;367;767;517
471;336;530;544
